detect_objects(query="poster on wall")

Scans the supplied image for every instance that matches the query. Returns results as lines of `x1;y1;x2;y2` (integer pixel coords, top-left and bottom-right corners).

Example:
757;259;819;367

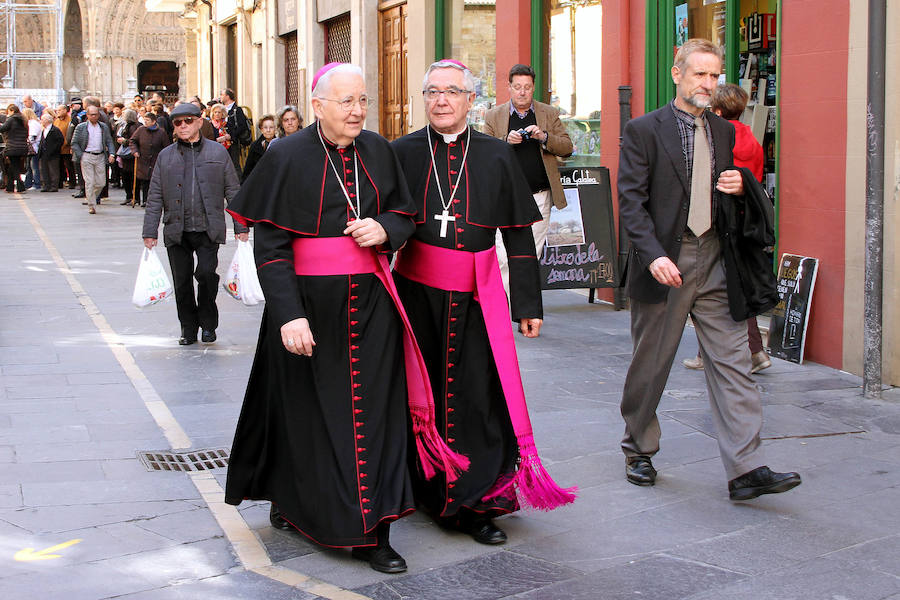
538;167;618;290
767;254;820;364
675;3;689;47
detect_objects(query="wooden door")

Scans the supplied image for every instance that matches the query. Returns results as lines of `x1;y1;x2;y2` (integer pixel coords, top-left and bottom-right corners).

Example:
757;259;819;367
379;2;408;141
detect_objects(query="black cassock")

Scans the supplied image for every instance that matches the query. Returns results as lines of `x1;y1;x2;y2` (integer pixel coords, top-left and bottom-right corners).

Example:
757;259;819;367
391;126;542;520
224;124;417;547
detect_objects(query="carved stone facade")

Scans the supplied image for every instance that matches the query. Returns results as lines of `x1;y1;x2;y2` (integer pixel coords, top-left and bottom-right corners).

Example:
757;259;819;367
1;0;187;105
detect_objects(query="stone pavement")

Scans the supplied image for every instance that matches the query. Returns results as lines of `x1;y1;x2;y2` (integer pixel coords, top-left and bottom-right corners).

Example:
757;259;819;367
1;187;899;600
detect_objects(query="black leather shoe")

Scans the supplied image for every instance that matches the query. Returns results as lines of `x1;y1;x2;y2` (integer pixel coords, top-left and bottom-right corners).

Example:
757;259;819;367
463;518;507;545
626;456;657;486
729;466;801;501
119;199;131;205
351;544;407;574
201;329;216;343
178;336;197;346
269;504;293;530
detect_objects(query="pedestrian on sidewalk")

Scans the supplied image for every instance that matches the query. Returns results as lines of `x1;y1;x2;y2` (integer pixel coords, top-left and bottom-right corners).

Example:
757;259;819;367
683;82;771;374
484;63;574;295
37;113;63;192
129;112;170;208
53;105;75;190
617;39;800;501
70;105;115;214
1;104;29;193
224;63;453;574
116;109;140;205
240;113;275;182
141;103;248;346
391;59;576;546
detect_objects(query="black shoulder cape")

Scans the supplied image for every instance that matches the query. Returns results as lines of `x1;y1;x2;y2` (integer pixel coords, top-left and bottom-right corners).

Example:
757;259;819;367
227;124;416;233
391;126;540;229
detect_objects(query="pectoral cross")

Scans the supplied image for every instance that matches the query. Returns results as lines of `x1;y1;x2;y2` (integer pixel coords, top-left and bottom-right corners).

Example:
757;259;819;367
434;209;456;238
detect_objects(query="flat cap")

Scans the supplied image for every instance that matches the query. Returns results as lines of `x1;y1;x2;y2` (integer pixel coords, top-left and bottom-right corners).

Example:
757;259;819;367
170;103;202;118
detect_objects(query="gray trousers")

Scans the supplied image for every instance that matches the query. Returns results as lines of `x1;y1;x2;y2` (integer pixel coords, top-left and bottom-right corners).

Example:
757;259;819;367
81;152;107;205
620;231;764;480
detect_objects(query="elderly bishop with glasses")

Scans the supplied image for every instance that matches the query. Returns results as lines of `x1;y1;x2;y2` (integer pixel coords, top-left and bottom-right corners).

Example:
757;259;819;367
391;60;577;547
223;63;466;574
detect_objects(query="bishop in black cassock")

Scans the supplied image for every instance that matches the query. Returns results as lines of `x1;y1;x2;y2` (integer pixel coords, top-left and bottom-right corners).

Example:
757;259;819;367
391;60;576;545
224;64;423;573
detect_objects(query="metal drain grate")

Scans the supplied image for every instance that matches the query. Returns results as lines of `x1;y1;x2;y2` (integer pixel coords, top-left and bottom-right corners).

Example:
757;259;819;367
138;448;230;472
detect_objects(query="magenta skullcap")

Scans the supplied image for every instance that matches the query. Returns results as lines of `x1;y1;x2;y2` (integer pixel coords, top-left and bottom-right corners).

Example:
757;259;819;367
312;62;345;94
439;59;469;71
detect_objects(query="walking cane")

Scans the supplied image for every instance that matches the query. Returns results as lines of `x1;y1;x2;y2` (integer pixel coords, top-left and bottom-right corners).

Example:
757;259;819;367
131;160;137;208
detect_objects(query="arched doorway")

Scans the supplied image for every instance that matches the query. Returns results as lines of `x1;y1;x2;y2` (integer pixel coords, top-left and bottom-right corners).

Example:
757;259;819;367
62;0;84;95
138;61;179;105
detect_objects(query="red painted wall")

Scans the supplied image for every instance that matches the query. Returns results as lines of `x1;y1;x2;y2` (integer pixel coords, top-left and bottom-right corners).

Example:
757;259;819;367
777;1;849;367
495;0;532;106
600;0;646;304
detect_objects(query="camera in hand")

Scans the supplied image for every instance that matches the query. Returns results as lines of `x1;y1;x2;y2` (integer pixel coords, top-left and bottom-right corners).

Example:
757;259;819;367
517;128;532;141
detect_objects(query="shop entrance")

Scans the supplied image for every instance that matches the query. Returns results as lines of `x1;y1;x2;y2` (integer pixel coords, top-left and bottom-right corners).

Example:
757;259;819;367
138;61;179;105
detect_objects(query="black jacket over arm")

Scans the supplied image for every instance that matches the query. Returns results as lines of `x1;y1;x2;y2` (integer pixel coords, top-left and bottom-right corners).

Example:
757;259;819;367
38;126;64;158
617;105;735;305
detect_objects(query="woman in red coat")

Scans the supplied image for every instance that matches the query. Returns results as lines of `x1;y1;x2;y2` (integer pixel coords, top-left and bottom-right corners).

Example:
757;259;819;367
683;83;771;374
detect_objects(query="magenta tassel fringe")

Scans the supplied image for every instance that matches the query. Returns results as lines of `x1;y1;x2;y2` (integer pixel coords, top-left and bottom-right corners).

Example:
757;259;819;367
413;415;470;482
483;435;577;511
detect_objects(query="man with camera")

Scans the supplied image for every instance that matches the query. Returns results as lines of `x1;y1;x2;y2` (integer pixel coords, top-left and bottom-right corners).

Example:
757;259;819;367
484;64;573;291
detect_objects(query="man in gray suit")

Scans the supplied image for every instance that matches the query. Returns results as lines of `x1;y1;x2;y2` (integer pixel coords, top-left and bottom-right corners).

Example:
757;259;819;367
617;39;800;501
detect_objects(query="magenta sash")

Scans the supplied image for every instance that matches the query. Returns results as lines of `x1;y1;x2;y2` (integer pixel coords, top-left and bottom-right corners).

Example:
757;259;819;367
394;239;577;511
291;236;468;481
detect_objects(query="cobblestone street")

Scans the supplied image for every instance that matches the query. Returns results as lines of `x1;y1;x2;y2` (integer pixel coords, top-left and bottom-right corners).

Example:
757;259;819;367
2;188;899;599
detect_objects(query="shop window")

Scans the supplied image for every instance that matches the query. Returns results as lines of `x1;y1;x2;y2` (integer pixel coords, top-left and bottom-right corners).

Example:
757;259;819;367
325;13;352;64
546;0;602;166
283;31;299;108
444;0;496;127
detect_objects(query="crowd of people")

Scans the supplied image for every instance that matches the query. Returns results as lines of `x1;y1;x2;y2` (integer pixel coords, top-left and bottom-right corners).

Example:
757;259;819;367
4;39;803;576
0;90;304;212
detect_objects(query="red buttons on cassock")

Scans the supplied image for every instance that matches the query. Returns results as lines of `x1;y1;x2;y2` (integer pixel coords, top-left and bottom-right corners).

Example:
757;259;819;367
360;485;368;491
351;345;359;350
450;317;457;322
363;508;371;514
353;383;361;388
449;333;456;338
447;498;454;502
360;472;367;477
456;243;463;249
351;321;359;326
346;169;352;173
352;357;360;363
350;308;358;313
352;370;360;375
447;406;454;410
351;283;359;288
449;143;456;147
362;498;370;503
453;199;460;204
358;460;367;465
448;348;456;353
451;302;458;307
450;170;458;175
448;437;455;443
351;333;360;338
448;363;454;368
358;447;366;452
356;422;364;427
353;395;362;401
450;155;457;160
448;423;455;428
354;408;363;414
347;181;354;186
356;434;364;439
456;228;463;233
351;295;359;300
349;193;355;198
447;377;454;383
448;483;455;488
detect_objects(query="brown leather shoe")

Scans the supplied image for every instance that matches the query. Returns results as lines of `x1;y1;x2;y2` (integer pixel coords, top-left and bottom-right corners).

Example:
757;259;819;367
626;456;657;486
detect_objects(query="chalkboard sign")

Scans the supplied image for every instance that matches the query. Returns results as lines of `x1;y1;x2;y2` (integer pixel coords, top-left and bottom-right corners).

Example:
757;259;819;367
767;254;819;364
539;167;618;289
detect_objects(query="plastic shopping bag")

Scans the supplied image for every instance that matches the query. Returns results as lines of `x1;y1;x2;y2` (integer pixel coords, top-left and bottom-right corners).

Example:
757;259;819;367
132;247;174;308
223;240;265;306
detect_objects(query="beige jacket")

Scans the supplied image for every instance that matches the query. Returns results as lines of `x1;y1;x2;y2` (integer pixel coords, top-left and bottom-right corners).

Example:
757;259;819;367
483;100;574;209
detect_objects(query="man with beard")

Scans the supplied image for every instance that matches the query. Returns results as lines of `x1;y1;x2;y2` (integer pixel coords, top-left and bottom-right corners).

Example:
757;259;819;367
391;60;576;546
223;63;464;574
616;39;801;500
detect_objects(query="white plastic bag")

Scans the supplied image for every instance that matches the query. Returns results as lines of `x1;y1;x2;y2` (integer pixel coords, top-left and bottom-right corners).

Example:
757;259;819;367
223;240;265;306
132;247;174;308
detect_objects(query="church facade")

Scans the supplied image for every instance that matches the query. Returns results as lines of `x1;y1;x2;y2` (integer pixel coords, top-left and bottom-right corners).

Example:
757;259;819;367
0;0;188;107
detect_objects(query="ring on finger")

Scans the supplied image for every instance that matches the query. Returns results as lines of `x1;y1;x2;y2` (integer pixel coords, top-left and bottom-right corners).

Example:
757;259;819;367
287;338;295;346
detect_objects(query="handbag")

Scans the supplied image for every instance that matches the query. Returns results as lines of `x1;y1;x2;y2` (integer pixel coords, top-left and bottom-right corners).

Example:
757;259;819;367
223;240;265;306
132;247;174;307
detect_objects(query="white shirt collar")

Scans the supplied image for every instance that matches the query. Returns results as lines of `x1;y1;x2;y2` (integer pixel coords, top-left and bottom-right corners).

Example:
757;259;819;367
439;126;468;144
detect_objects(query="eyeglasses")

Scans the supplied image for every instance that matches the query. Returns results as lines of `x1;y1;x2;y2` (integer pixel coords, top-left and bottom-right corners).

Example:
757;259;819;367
319;96;372;112
172;117;196;127
423;87;472;100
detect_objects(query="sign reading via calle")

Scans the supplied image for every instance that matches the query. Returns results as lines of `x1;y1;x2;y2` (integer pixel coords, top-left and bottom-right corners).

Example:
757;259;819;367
14;539;82;561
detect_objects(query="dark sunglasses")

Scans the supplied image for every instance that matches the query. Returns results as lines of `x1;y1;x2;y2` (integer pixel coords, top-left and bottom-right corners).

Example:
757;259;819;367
172;117;196;127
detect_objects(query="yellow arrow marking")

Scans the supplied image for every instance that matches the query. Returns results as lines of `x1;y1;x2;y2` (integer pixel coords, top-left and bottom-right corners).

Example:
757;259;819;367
14;539;82;562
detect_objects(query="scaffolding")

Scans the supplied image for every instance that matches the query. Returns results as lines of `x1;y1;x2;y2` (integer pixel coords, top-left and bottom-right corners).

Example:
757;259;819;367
0;0;64;103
